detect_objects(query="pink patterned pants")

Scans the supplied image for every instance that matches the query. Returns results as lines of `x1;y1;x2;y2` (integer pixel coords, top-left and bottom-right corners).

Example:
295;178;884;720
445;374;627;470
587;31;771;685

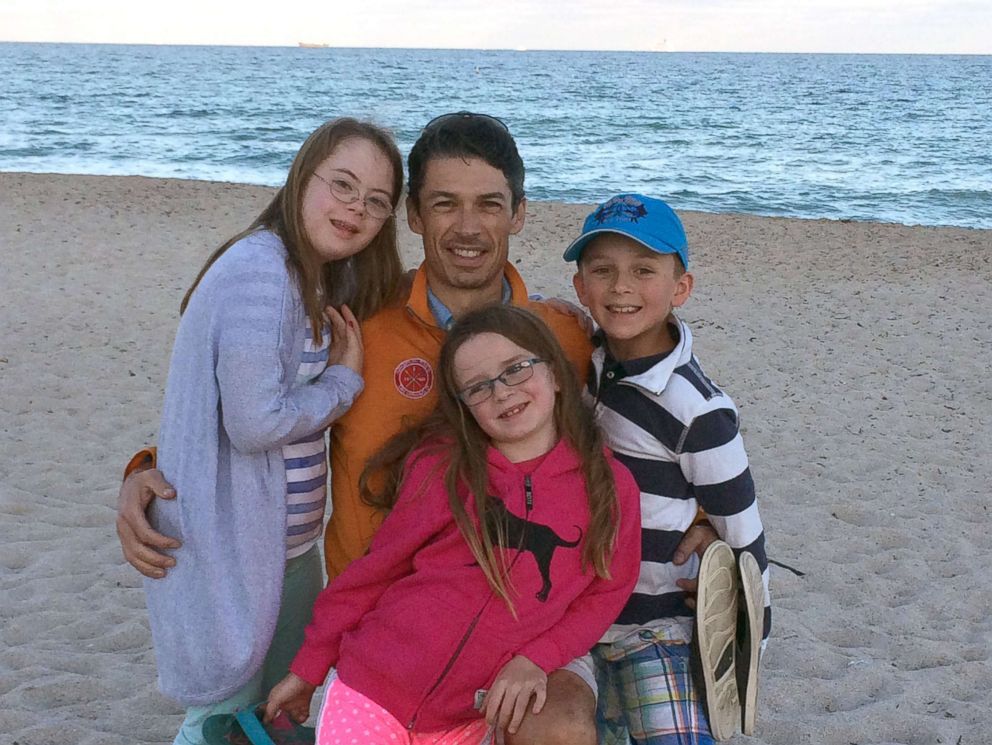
317;677;492;745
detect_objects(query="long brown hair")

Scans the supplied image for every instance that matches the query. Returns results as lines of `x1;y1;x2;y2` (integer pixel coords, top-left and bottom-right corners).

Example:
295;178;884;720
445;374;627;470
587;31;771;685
180;118;405;340
362;306;619;612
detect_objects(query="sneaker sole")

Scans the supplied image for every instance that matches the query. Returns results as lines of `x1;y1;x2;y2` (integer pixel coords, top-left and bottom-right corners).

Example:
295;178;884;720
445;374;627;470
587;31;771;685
737;551;764;736
695;540;740;741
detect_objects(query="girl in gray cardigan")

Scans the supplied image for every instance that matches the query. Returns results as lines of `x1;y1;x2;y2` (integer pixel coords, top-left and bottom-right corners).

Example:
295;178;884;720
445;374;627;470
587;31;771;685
144;118;406;745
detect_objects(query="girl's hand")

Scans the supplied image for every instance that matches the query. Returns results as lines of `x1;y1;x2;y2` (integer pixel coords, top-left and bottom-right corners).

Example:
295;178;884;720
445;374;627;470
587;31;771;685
263;672;316;724
325;304;364;375
482;655;547;735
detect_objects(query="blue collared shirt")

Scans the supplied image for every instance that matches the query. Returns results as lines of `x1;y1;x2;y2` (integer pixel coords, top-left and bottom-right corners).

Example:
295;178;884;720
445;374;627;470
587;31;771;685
426;276;513;330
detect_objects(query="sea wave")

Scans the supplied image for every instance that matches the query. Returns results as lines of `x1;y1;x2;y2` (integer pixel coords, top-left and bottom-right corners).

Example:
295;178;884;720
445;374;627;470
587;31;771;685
1;43;989;229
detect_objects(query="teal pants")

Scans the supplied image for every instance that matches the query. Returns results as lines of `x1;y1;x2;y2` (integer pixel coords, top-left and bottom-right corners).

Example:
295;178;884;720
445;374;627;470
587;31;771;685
173;544;324;745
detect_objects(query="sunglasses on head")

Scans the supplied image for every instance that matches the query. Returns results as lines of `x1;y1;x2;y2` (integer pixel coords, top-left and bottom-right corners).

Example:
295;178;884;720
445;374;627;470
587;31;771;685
422;111;509;133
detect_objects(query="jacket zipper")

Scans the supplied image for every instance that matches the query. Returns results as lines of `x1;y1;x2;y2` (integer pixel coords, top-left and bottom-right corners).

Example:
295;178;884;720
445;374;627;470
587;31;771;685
407;608;486;730
407;475;534;730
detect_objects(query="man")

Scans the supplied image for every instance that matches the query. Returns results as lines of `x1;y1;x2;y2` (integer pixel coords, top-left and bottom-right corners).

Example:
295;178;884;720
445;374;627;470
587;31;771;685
118;112;714;744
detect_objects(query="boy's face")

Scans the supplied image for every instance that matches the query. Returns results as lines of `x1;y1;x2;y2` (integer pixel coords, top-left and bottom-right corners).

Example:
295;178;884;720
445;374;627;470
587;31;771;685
573;234;693;361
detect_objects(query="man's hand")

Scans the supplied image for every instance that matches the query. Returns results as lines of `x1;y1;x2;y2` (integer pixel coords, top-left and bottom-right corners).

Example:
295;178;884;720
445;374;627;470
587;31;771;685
676;576;700;610
116;468;180;578
483;655;548;735
673;521;719;610
264;673;315;724
537;297;594;337
672;521;718;565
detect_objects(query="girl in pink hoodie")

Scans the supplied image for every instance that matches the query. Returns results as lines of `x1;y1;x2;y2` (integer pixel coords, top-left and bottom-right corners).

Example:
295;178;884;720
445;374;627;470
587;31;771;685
265;305;641;744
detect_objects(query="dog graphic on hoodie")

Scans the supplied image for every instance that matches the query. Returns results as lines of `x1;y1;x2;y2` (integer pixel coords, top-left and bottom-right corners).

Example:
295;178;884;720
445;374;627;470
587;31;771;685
484;496;582;602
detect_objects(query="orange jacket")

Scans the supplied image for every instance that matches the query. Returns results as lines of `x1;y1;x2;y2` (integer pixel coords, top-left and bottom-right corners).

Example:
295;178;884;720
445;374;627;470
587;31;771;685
323;263;592;579
124;264;593;581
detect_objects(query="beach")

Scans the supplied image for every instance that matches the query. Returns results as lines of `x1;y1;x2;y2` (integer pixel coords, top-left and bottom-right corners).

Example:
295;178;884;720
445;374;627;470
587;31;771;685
1;171;990;744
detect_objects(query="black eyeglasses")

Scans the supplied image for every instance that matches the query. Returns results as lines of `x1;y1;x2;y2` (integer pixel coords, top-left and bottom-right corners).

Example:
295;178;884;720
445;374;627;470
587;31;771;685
457;358;547;407
423;111;509;133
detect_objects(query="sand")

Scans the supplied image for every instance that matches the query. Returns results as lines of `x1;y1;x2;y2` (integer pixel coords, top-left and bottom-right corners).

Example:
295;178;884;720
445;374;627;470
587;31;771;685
1;171;990;745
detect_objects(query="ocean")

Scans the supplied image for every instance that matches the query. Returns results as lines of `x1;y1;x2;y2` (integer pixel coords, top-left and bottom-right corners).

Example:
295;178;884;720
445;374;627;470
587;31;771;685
1;43;990;229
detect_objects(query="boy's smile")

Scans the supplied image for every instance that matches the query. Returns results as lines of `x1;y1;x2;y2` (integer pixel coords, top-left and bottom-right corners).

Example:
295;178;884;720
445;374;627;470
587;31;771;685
573;234;693;361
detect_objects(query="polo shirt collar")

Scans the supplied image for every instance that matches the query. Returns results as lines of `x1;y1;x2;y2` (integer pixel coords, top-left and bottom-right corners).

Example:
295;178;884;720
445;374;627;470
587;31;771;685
427;277;513;330
591;317;693;396
405;262;532;329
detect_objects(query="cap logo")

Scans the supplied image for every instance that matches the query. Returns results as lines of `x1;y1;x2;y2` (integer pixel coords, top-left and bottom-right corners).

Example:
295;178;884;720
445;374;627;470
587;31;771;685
394;358;434;399
594;195;648;225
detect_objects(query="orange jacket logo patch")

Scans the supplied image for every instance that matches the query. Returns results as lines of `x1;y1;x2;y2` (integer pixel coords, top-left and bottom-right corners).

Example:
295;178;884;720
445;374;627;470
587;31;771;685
393;358;434;399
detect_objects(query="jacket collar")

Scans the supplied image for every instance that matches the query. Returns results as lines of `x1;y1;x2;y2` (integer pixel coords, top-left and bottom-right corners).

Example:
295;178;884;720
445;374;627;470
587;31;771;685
406;262;532;328
485;437;580;480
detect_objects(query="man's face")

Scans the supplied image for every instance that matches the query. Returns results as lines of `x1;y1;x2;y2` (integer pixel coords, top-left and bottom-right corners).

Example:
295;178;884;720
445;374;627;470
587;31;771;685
407;157;526;308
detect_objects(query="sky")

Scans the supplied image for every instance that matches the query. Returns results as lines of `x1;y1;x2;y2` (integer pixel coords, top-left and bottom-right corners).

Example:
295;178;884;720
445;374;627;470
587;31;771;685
2;0;990;54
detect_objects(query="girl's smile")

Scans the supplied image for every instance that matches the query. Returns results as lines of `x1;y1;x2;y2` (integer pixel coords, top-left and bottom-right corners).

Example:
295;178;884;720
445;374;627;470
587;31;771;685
498;402;529;419
329;217;361;235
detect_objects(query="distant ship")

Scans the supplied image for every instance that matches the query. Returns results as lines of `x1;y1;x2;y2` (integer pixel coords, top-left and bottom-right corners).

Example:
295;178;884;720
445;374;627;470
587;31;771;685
298;42;330;48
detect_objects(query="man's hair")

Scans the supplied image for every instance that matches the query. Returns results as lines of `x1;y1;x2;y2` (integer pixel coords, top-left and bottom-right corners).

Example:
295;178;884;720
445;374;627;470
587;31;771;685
407;114;525;210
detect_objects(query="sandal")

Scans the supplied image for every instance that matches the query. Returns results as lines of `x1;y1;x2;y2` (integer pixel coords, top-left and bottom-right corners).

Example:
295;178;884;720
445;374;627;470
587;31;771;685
693;540;740;740
201;705;315;745
737;551;764;735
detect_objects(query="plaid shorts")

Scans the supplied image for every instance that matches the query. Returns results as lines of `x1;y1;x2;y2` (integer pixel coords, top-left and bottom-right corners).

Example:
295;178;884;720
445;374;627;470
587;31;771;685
592;629;715;745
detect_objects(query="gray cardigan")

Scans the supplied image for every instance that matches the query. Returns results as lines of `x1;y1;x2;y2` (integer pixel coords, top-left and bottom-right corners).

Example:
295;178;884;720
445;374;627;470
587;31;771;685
145;230;362;705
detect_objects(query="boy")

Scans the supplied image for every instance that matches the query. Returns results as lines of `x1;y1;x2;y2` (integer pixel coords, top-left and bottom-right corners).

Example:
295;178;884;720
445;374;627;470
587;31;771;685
563;194;770;743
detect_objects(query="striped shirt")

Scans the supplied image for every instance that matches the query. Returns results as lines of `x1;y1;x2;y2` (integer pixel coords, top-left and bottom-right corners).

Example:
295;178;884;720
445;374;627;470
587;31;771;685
283;324;330;559
588;318;771;643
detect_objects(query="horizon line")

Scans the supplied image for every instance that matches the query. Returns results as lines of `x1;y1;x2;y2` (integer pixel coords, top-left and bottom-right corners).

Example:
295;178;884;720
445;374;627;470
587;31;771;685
1;40;990;56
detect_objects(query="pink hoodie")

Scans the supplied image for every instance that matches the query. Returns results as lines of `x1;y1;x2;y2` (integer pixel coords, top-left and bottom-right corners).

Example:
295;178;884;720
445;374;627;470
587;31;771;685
290;438;641;732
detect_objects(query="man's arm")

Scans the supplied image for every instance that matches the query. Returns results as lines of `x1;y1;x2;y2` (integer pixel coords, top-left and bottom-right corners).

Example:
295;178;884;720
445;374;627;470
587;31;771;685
116;449;181;578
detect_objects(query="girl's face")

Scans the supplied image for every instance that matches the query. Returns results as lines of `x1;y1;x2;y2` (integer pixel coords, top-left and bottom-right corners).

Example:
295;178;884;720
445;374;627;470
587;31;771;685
302;137;395;264
452;332;559;462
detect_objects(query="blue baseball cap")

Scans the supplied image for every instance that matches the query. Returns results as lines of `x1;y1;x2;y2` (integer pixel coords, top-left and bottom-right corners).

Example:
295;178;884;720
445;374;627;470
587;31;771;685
562;193;689;269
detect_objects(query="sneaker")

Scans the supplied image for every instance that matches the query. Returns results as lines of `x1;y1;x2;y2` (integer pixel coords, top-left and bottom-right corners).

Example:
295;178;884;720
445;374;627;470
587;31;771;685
693;540;740;740
737;551;764;736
